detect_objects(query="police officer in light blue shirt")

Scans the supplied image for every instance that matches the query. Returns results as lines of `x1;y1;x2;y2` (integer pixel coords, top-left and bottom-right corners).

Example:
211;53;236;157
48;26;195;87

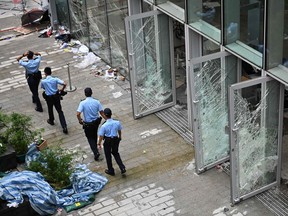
77;87;106;161
98;108;126;176
41;67;68;134
17;50;43;112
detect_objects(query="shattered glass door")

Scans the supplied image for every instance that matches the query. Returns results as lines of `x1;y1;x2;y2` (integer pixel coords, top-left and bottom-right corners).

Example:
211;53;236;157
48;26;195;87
125;11;175;118
191;52;235;173
68;0;89;43
229;77;282;204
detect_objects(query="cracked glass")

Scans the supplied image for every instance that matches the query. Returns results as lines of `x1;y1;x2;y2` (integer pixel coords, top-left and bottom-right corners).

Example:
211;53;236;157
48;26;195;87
87;0;110;63
68;0;89;43
60;0;128;67
232;79;280;197
127;12;173;117
107;1;128;67
194;58;230;167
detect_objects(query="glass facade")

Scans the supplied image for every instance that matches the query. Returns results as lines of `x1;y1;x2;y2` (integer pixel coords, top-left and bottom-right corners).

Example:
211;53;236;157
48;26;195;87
68;0;89;43
107;1;128;67
52;0;286;204
224;0;264;67
187;0;221;42
87;0;110;63
55;0;128;69
266;0;288;69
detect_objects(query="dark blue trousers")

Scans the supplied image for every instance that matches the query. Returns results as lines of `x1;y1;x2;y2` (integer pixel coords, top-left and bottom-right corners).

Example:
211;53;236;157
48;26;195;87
27;76;42;110
103;137;125;172
45;94;67;129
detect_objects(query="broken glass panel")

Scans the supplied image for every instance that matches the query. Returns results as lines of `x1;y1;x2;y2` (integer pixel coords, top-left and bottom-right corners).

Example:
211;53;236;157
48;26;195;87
233;80;279;196
55;0;70;28
107;1;128;67
87;0;110;63
65;0;129;67
68;0;89;44
194;59;230;167
127;13;173;117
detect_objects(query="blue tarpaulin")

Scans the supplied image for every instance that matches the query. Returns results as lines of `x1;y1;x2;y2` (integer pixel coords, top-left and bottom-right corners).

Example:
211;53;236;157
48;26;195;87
0;145;108;215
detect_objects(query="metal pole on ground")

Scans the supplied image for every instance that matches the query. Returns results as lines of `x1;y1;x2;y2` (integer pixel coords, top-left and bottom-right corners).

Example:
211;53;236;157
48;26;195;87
66;63;76;92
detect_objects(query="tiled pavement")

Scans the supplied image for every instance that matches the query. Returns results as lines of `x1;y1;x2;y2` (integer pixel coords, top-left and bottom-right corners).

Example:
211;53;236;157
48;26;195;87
0;7;277;216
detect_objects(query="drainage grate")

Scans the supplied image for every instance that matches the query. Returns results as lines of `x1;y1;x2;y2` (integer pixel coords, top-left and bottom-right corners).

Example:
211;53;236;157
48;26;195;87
156;106;194;145
221;163;288;216
256;188;288;216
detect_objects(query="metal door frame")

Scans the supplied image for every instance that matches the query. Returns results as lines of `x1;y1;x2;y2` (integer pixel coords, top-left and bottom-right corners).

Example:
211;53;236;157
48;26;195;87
189;51;231;173
228;76;283;204
125;10;176;119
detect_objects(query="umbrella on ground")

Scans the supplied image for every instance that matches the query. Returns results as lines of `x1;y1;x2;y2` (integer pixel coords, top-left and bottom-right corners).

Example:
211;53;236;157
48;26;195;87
21;8;49;26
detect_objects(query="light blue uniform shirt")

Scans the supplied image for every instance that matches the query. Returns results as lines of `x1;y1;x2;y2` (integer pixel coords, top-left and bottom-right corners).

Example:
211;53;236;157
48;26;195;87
19;56;41;74
77;97;103;123
99;119;122;138
41;76;64;96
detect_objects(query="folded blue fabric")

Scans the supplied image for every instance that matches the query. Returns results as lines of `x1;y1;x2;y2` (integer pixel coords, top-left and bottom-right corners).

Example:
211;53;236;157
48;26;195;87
0;145;108;215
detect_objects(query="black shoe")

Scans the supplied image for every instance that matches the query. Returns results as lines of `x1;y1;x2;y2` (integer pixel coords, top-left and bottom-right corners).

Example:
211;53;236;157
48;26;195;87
63;127;68;134
105;169;115;176
47;119;55;125
121;168;126;175
35;107;43;112
94;153;100;161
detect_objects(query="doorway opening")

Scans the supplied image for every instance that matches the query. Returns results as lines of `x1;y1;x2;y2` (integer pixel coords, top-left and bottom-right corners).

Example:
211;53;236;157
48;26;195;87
155;19;193;143
173;20;187;110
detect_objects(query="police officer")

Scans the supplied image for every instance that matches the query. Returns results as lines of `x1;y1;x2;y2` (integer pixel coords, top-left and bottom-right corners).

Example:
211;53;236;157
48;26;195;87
98;108;126;176
41;67;68;134
17;50;43;112
77;87;106;161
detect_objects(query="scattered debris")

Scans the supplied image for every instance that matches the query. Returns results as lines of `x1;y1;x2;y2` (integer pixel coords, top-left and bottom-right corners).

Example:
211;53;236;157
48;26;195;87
112;91;123;98
55;26;71;43
74;52;101;69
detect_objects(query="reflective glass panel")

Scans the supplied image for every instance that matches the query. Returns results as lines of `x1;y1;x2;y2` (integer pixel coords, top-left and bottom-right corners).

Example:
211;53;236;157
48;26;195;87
127;13;173;117
155;0;185;21
68;0;89;45
107;1;128;67
266;0;288;69
224;0;264;67
86;0;110;63
187;0;221;42
232;80;279;198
